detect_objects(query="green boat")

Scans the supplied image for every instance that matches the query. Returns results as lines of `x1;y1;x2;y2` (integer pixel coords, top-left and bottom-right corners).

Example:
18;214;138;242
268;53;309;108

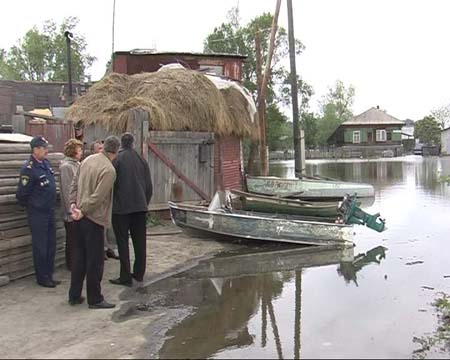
245;175;375;201
229;190;342;219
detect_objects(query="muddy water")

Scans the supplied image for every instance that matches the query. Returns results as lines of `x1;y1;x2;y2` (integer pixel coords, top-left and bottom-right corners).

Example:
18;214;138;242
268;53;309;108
131;156;450;358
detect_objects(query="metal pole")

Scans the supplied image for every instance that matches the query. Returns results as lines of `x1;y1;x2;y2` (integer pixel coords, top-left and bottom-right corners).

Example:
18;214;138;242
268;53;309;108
287;0;305;177
112;0;116;56
64;31;73;104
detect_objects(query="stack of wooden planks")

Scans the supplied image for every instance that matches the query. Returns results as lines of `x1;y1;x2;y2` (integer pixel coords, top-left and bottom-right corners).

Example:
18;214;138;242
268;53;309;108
0;143;65;281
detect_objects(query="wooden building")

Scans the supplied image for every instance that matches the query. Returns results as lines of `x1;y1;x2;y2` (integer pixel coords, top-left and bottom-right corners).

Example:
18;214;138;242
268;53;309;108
112;50;246;81
0;79;87;125
327;106;405;158
65;57;257;210
440;127;450;156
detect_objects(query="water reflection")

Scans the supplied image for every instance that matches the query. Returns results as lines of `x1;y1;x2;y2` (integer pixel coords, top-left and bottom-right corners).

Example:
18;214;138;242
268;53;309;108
157;245;353;359
270;156;450;197
337;245;388;286
128;245;354;359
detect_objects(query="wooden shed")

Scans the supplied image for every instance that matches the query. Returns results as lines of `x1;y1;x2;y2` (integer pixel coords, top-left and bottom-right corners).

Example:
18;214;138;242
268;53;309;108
65;67;257;210
112;50;246;82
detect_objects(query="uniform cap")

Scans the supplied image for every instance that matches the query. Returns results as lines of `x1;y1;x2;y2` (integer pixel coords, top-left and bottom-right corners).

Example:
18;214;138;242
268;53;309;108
30;136;49;149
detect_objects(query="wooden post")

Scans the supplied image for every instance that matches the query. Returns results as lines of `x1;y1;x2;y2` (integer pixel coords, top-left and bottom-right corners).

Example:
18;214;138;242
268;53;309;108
258;0;282;176
287;0;306;176
127;109;149;158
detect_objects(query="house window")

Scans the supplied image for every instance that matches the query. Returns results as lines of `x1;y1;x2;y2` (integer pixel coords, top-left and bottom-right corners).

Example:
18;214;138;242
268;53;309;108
353;131;361;144
387;131;392;141
376;129;387;142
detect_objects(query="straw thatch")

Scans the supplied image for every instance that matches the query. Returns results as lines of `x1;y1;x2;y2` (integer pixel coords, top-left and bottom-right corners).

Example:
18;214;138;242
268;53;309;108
65;69;258;140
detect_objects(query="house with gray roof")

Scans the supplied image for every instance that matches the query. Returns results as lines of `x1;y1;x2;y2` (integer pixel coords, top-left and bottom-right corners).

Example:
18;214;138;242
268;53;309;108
327;106;405;158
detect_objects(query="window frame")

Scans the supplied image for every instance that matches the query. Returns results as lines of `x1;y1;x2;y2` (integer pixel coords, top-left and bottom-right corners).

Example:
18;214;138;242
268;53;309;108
376;129;387;142
353;130;361;144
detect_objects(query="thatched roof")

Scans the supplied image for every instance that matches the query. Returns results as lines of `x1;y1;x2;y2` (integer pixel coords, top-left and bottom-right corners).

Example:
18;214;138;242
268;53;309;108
343;107;405;126
65;69;258;140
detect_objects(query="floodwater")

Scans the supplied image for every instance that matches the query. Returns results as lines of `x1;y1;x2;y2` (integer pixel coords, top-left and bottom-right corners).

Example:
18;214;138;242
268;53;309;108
129;156;450;358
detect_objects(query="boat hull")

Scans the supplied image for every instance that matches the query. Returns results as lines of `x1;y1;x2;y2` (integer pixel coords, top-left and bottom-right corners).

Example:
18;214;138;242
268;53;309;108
169;202;353;246
246;175;375;200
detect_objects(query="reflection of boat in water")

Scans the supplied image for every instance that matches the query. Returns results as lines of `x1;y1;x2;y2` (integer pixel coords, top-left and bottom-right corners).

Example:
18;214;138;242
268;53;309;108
184;244;354;280
246;175;375;200
337;245;388;286
156;245;355;359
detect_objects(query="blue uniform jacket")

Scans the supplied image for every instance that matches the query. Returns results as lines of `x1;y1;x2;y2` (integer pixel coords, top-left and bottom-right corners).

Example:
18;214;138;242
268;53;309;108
16;155;57;210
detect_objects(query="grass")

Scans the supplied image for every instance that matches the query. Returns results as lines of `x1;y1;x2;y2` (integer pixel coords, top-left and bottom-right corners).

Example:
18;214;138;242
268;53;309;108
438;175;450;185
413;293;450;358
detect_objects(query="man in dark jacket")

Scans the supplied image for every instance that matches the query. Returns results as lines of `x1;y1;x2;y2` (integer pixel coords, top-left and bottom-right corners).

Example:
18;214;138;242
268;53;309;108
16;136;58;288
109;133;153;287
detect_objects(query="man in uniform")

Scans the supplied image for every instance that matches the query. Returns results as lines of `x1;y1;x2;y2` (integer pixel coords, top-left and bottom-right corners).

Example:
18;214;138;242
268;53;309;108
16;136;58;288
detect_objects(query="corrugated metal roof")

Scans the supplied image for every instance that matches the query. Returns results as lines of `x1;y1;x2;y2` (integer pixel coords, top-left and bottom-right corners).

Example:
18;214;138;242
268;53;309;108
0;133;33;143
343;107;405;126
114;50;247;59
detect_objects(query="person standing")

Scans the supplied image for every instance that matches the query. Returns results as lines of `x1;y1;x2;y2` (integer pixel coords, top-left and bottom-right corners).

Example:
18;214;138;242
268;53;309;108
59;139;83;271
68;136;120;309
16;136;58;288
110;133;153;287
90;140;120;261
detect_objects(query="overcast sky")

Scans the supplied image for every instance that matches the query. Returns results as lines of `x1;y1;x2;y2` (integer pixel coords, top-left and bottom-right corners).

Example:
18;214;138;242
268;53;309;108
2;0;450;121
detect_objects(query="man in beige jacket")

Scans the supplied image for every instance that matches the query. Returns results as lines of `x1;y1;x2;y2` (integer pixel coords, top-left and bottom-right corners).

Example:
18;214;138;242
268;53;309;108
68;136;120;309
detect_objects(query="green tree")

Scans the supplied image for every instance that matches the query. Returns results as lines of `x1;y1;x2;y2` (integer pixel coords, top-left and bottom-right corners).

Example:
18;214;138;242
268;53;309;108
302;112;319;148
265;104;293;150
316;80;355;146
204;8;312;151
414;116;441;145
0;17;95;82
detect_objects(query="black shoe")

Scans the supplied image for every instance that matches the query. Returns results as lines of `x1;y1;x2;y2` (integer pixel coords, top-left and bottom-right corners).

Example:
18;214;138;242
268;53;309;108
106;248;120;260
109;278;132;287
68;296;85;306
88;300;116;309
37;280;56;288
52;280;61;286
131;273;143;282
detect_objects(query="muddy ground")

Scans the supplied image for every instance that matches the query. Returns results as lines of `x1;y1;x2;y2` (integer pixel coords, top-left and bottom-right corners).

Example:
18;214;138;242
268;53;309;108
0;223;240;359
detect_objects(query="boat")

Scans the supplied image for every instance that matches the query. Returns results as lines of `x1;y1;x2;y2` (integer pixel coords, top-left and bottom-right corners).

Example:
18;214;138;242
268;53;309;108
245;175;375;200
169;191;355;246
229;189;343;219
230;190;384;232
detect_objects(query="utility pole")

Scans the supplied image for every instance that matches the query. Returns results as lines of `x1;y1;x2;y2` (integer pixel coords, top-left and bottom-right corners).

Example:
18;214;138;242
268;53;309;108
64;31;73;105
112;0;116;56
287;0;305;177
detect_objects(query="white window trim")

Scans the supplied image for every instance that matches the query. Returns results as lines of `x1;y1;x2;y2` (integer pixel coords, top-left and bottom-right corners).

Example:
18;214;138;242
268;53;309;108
353;131;361;144
376;129;387;142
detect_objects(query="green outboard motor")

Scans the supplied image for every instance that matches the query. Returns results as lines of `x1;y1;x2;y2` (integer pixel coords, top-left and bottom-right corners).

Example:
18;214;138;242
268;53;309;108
338;194;386;233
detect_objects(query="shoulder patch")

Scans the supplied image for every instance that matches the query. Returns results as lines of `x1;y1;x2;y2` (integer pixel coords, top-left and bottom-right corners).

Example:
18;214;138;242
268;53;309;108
21;175;29;186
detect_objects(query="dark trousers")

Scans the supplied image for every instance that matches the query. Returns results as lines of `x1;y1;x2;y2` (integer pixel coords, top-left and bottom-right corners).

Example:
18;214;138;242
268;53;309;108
69;217;105;305
64;221;77;271
112;212;147;282
27;208;56;284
